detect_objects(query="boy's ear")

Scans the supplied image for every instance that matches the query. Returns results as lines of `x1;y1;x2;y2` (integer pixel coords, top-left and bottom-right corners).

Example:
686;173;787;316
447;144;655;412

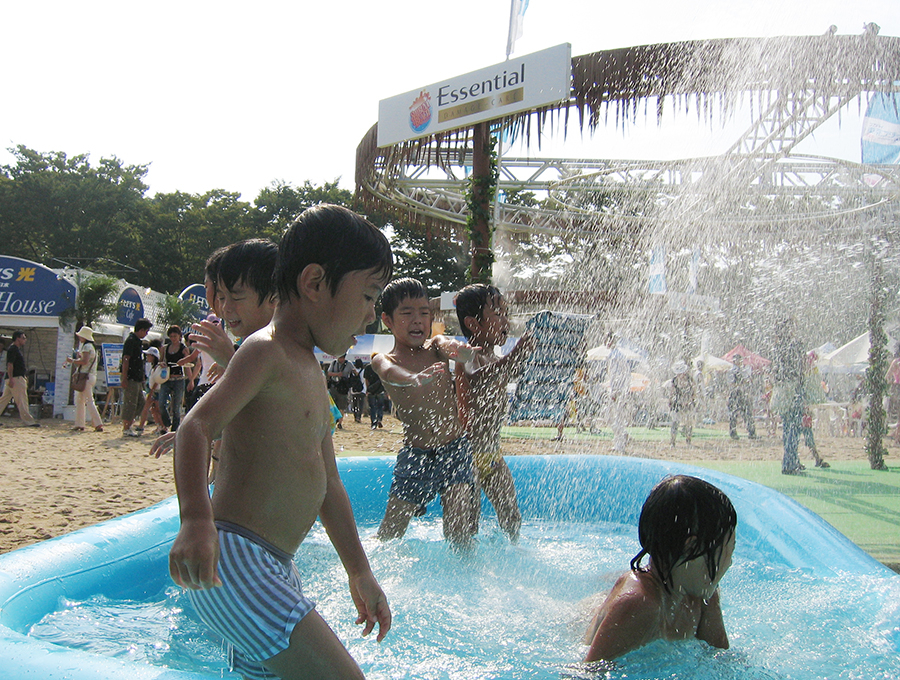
463;315;480;336
380;311;394;331
298;264;327;301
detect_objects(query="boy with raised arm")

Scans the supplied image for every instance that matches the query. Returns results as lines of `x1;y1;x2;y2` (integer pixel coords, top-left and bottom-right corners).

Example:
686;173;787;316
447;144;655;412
455;284;534;541
158;205;392;680
373;278;478;547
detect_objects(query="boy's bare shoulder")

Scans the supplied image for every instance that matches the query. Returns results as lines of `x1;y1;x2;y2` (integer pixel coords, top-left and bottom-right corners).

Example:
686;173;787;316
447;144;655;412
225;327;301;377
371;351;395;373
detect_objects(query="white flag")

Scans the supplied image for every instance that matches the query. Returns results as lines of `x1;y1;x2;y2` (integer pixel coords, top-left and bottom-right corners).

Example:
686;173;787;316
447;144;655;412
506;0;529;58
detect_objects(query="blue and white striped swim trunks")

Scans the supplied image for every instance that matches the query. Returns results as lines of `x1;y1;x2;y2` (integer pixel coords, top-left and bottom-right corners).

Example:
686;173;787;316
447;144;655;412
188;521;315;680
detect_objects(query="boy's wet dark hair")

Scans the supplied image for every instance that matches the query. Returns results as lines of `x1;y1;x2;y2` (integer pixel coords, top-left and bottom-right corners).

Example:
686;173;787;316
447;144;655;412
381;278;429;317
205;245;229;284
134;319;153;333
217;238;278;305
276;204;392;301
630;475;737;593
455;283;502;340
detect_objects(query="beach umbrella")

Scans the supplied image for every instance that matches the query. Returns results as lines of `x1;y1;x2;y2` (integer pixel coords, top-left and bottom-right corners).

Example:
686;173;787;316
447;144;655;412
346;334;395;362
723;344;770;371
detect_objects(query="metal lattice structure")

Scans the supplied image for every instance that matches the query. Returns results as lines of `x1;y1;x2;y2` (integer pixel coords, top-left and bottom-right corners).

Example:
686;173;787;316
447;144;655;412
355;30;900;241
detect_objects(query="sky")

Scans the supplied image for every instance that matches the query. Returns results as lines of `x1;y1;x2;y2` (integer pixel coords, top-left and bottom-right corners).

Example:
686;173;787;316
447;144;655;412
4;0;899;201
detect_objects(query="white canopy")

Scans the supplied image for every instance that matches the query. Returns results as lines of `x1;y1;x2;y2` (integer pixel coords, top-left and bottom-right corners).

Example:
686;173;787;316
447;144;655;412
586;345;642;362
819;333;869;375
693;352;733;373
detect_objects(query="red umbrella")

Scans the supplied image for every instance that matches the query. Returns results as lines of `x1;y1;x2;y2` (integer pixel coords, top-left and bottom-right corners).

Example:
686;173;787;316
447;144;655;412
723;344;771;371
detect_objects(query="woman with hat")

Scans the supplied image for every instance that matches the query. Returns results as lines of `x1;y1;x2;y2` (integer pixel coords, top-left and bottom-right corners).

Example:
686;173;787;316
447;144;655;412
68;326;103;432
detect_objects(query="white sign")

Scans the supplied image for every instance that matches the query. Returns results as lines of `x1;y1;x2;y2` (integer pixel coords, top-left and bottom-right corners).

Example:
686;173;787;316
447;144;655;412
667;293;721;314
378;43;572;148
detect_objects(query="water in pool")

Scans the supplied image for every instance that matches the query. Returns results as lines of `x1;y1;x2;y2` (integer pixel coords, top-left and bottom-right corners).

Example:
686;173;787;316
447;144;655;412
29;518;900;679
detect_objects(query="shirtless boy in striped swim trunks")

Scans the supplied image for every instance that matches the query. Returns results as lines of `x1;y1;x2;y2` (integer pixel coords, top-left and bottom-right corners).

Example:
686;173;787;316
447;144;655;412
158;205;393;680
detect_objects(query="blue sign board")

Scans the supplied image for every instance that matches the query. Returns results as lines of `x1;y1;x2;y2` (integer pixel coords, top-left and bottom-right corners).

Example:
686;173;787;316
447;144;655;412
116;287;144;325
101;343;124;388
179;283;210;321
0;256;76;317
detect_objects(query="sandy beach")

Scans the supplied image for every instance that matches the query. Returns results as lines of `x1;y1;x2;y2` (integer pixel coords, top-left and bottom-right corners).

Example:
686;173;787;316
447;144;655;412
0;413;876;555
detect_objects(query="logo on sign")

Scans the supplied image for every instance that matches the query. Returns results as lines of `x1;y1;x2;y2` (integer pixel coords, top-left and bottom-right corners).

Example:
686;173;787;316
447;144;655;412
179;284;210;321
0;257;76;316
116;287;144;325
409;91;432;134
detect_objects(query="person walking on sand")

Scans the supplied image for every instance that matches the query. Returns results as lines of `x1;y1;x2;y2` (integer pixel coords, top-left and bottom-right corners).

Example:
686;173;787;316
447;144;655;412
886;346;900;444
68;326;103;432
727;354;757;440
121;318;153;437
0;331;39;426
668;360;695;446
772;317;811;474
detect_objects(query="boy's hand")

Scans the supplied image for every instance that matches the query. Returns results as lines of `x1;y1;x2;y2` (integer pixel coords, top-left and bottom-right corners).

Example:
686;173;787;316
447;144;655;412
150;431;177;458
206;361;225;383
190;320;236;366
349;571;392;642
434;336;480;363
169;520;222;590
415;362;446;387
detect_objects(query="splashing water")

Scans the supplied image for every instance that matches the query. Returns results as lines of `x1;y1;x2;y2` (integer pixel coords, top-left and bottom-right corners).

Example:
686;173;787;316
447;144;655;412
29;518;900;680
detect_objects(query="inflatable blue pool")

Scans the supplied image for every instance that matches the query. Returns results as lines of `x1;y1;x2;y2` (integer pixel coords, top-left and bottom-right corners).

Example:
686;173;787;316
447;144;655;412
0;455;894;679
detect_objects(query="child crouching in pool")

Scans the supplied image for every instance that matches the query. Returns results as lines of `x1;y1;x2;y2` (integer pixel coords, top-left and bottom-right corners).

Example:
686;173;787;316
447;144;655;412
582;475;736;663
159;205;393;680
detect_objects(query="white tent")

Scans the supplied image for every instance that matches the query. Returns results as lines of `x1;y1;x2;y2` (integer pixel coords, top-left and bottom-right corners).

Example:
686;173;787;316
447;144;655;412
586;344;642;362
820;333;869;375
693;351;732;373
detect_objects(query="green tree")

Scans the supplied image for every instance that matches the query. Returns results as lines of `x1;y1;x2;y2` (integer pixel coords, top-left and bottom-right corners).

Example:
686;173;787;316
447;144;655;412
0;146;149;274
253;179;352;238
157;294;200;332
141;189;256;293
361;209;467;296
61;273;119;331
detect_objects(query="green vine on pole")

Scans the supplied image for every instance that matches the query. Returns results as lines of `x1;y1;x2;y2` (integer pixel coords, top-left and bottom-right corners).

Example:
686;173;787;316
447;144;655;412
465;132;499;284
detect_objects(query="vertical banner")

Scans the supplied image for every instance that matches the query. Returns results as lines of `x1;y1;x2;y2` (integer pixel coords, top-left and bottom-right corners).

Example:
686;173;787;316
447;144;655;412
861;92;900;165
649;246;667;294
688;249;700;295
506;0;530;58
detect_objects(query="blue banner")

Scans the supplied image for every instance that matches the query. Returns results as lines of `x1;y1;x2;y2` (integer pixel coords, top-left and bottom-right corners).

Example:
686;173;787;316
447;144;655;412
0;256;76;317
861;92;900;165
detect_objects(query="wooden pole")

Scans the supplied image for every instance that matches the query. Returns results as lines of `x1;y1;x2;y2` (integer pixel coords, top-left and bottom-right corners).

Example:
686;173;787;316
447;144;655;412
470;122;493;283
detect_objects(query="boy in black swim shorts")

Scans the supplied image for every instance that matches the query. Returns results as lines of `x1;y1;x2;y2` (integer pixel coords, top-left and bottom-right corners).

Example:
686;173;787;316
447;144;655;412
372;277;478;548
